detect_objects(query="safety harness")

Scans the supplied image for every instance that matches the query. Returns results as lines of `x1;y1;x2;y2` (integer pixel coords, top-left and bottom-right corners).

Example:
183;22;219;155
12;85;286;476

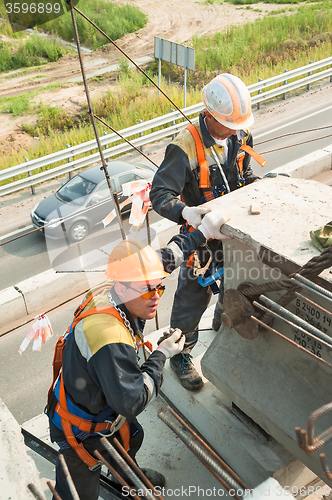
46;285;135;470
182;124;265;288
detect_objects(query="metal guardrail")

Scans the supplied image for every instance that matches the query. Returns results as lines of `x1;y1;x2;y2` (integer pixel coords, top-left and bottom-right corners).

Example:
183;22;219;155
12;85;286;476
1;57;332;197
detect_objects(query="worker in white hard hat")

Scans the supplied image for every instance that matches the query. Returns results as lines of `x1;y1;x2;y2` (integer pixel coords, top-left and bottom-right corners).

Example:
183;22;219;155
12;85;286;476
150;73;263;392
46;211;227;500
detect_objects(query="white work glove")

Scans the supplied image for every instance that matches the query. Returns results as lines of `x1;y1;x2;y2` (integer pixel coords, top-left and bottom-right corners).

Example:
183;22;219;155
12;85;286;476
198;211;231;241
182;206;211;229
156;328;185;359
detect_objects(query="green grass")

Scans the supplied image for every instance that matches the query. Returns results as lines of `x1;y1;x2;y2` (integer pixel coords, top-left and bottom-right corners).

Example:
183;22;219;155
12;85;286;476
25;0;147;50
192;1;332;72
0;33;68;73
0;83;65;116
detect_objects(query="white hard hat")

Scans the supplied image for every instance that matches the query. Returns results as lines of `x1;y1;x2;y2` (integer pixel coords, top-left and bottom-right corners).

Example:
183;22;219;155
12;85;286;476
202;73;254;130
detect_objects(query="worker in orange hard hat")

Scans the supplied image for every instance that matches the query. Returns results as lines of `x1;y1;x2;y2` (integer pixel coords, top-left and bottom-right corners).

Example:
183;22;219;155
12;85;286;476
46;210;228;500
150;73;263;392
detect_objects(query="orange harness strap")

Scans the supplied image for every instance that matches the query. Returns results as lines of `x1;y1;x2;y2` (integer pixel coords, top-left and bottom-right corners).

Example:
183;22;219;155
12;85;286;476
58;373;130;469
186;124;211;189
240;144;266;167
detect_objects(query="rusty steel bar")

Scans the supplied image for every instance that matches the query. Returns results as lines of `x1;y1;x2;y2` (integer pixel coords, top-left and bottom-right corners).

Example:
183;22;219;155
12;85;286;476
293;274;332;301
308;402;332;446
27;483;46;500
250;315;332;369
67;0;125;240
47;481;63;500
295;402;332;453
71;4;192;125
112;437;164;500
259;295;332;346
253;301;332;352
158;411;244;495
295;292;332;319
166;406;249;490
59;454;80;500
94;450;143;500
320;453;332;480
100;437;155;500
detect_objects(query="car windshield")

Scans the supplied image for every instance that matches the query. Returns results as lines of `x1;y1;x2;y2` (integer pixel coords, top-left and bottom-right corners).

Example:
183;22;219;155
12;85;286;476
56;175;97;205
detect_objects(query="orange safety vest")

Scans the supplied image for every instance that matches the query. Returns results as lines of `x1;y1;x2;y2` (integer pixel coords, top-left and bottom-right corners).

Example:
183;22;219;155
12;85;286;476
47;285;136;469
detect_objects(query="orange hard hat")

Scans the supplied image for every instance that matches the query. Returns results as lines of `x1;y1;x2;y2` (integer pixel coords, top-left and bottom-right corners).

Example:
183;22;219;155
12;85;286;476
202;73;254;130
105;239;169;282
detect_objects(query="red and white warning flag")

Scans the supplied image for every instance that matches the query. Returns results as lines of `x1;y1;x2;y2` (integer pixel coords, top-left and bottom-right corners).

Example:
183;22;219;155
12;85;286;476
123;180;151;228
102;180;151;229
18;314;54;354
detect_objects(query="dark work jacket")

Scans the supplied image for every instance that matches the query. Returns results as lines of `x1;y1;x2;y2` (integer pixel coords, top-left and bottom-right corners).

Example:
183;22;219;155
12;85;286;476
150;110;259;225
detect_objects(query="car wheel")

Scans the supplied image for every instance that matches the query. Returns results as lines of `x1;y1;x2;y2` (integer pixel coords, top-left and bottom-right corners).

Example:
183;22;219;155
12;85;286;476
69;221;89;242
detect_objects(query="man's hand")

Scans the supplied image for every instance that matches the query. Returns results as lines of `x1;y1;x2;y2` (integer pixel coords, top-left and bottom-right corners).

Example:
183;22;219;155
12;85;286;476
182;206;211;229
198;211;231;240
156;328;185;359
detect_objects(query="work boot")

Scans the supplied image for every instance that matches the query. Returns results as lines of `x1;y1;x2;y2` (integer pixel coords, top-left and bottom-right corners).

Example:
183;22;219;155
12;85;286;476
170;353;204;391
141;469;166;487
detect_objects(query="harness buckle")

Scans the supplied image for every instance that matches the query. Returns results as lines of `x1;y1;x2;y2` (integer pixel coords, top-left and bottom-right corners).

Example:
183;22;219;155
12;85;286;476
88;461;102;472
96;414;125;437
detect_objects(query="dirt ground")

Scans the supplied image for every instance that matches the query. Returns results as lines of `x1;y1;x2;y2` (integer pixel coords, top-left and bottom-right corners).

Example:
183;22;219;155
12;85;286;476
0;0;290;155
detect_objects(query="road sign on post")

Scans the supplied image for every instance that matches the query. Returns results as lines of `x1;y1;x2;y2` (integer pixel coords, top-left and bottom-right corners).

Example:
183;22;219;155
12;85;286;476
154;37;195;108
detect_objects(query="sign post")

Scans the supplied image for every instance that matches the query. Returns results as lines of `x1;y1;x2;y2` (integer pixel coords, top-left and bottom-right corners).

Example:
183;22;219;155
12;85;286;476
154;37;195;108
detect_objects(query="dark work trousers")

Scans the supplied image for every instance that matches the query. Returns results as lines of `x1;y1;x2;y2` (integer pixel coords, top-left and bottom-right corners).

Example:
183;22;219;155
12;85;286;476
53;419;143;500
170;262;224;353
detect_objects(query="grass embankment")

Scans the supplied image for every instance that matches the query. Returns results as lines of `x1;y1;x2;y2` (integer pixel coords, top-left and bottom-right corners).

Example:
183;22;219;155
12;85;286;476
1;0;332;176
0;0;147;72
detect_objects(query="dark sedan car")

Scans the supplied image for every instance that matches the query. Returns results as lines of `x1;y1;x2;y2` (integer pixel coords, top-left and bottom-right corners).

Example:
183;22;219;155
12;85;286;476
30;160;156;242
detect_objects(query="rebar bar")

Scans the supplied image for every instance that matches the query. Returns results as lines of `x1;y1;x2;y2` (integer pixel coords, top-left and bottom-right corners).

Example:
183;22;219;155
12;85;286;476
295;402;332;453
250;315;332;368
158;411;244;495
59;454;80;500
259;246;332;324
166;406;249;490
46;481;63;500
295;292;332;319
292;274;332;303
259;295;332;346
94;450;142;500
112;437;164;500
320;452;332;480
253;300;332;349
100;437;155;500
27;483;46;500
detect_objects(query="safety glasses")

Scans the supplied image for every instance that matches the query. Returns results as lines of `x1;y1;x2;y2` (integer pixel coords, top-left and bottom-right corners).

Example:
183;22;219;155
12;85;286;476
124;283;166;300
